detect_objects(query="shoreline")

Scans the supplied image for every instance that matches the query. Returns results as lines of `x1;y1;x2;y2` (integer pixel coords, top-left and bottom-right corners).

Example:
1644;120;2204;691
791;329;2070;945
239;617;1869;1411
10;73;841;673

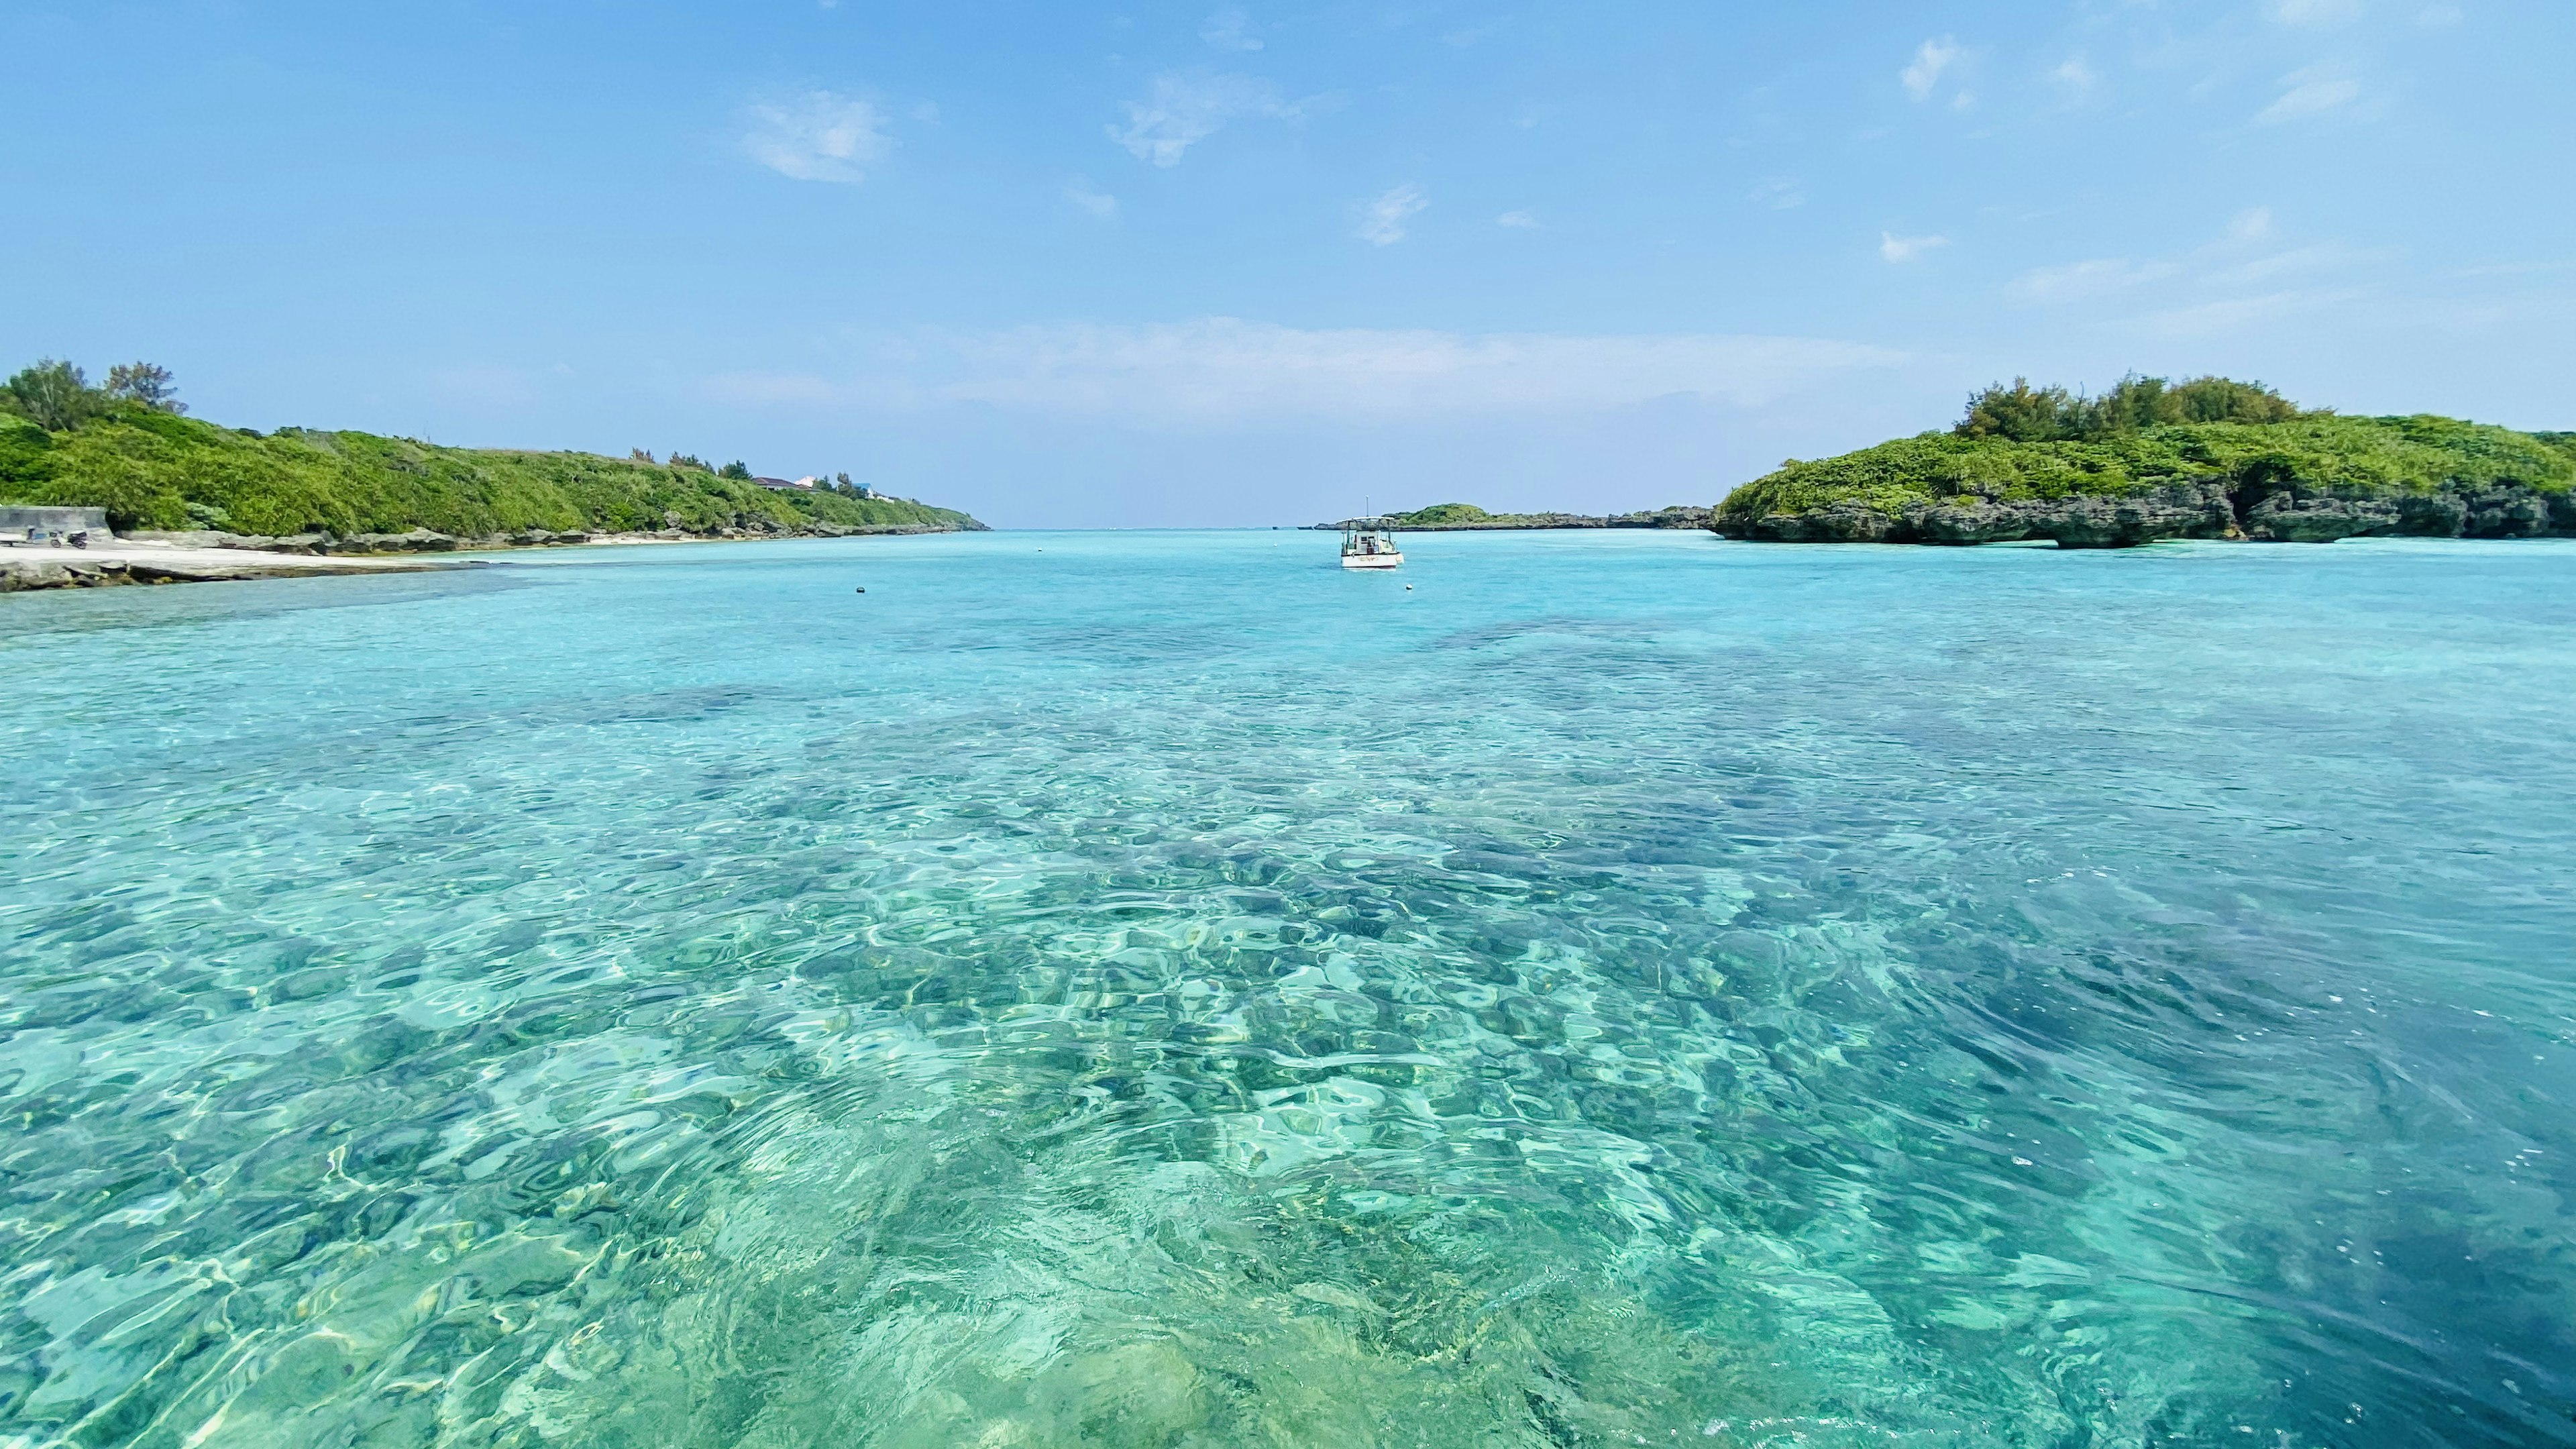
1306;506;1713;532
0;541;478;592
2;524;975;594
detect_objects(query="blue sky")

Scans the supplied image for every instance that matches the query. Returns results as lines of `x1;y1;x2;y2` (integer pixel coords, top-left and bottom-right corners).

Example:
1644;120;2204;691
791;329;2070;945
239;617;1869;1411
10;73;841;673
6;1;2569;527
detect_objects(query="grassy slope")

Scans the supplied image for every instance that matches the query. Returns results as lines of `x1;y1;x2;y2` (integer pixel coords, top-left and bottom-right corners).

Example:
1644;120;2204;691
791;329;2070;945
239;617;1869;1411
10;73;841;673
1719;414;2576;523
0;409;979;537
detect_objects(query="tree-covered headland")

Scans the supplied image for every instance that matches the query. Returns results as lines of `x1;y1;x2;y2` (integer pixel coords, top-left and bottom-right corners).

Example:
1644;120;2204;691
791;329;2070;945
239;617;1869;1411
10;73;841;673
1714;374;2575;546
0;359;981;542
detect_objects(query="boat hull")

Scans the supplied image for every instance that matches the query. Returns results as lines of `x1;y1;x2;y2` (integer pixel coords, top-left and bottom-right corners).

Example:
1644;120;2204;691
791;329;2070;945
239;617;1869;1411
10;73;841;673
1341;552;1404;569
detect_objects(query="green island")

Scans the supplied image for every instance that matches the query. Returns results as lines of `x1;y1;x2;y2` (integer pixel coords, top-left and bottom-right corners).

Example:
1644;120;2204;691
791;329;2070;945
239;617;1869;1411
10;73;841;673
1710;374;2575;547
1315;502;1713;530
0;358;981;549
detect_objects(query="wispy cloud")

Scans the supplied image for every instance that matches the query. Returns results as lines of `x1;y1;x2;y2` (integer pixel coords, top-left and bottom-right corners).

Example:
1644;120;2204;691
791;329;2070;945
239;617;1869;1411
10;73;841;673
2208;241;2374;286
1902;37;1962;101
2255;68;2363;123
743;91;891;183
1496;209;1540;229
2051;54;2098;95
2141;289;2361;338
1358;184;1428;246
1109;72;1299;166
2225;206;2276;244
702;321;1909;423
1199;6;1262;52
2008;212;2380;337
1063;176;1118;218
2007;257;2184;304
2267;0;2364;25
1750;178;1805;211
1880;231;1948;263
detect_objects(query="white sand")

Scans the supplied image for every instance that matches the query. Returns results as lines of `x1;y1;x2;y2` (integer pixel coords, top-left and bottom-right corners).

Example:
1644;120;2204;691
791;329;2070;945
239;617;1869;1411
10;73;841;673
0;540;470;590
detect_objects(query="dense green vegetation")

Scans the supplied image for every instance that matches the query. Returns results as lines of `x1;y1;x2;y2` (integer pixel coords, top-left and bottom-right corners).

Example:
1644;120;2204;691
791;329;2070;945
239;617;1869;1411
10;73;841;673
1955;373;2300;441
0;359;979;537
1366;502;1713;530
1717;374;2573;542
1390;503;1503;526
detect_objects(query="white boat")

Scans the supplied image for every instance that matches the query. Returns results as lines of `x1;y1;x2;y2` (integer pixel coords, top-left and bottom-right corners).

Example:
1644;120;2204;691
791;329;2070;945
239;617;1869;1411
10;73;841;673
1340;517;1404;569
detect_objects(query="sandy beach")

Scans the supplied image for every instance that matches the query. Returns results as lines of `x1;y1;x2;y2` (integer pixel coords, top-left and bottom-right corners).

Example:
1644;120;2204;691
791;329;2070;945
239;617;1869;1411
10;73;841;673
0;538;475;592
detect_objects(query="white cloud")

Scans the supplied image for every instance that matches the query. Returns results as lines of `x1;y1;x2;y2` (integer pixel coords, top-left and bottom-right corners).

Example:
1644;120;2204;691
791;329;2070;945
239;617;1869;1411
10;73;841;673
1750;178;1805;211
1902;37;1962;101
1063;176;1119;218
1358;184;1428;246
2052;55;2097;94
743;91;892;184
2225;206;2275;244
2416;4;2463;25
2208;241;2369;285
1880;231;1948;263
2267;0;2363;23
2006;257;2184;304
1109;72;1299;166
702;321;1909;423
1496;209;1540;229
2141;289;2358;337
1199;6;1262;51
2256;69;2363;122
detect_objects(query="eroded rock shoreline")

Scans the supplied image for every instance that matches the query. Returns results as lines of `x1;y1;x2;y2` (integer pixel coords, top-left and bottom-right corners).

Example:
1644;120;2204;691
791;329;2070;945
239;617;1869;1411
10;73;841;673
1717;482;2576;548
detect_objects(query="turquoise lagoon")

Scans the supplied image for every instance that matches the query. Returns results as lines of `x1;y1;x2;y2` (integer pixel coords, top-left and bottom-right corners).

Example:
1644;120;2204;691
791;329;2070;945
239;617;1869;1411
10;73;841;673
3;530;2572;1448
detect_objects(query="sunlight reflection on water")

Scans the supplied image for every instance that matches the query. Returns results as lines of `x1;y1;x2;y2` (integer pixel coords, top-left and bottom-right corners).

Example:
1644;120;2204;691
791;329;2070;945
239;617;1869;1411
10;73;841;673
3;531;2573;1447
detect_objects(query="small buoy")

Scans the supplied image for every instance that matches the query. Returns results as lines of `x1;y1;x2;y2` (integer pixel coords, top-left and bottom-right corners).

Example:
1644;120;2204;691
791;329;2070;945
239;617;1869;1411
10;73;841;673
1404;584;1413;590
855;586;866;593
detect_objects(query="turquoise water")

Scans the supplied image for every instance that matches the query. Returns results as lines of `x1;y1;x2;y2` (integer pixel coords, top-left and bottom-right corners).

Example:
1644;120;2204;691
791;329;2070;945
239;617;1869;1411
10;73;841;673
3;530;2573;1448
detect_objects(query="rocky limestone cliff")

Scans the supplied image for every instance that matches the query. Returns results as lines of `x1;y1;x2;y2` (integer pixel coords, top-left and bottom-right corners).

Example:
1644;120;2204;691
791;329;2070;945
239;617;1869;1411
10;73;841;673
1718;481;2575;548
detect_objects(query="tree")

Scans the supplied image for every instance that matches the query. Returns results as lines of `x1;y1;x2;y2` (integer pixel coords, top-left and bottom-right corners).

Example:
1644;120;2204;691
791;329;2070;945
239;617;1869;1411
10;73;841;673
2167;375;2299;425
630;447;657;463
718;460;753;480
4;359;106;431
1958;373;2304;441
1956;378;2079;441
105;362;186;414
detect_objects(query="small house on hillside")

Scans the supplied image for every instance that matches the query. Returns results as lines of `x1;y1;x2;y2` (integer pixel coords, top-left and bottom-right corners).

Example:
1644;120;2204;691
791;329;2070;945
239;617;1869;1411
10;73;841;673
751;476;816;491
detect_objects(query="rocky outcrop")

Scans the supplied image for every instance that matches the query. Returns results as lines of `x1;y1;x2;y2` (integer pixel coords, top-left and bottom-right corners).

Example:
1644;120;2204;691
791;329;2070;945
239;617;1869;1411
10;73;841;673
1746;504;1898;543
2241;494;2396;543
1907;502;2031;545
2021;486;2237;547
1728;484;2236;547
323;529;460;555
1720;480;2571;549
2463;489;2557;537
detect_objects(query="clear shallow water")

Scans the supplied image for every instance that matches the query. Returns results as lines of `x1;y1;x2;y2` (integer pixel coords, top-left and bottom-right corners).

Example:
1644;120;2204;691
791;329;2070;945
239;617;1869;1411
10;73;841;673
3;529;2573;1449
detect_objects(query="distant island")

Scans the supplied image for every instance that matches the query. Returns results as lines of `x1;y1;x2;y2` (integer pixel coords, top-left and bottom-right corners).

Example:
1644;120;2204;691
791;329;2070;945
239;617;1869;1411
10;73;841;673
1711;374;2574;547
0;358;984;553
1309;502;1713;531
